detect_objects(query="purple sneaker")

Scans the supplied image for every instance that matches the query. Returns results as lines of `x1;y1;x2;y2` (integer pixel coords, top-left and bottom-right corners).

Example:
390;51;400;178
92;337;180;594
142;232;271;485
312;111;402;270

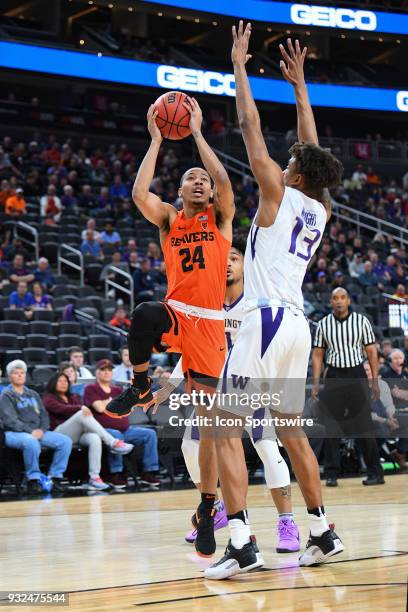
185;501;228;543
276;518;300;553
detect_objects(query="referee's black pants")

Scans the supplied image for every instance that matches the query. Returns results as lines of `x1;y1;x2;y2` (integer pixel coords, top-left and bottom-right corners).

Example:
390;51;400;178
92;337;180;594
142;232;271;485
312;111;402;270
319;364;383;479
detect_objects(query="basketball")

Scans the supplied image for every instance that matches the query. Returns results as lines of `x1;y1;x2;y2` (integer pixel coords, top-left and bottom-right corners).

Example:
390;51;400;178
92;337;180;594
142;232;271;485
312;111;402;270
153;91;191;140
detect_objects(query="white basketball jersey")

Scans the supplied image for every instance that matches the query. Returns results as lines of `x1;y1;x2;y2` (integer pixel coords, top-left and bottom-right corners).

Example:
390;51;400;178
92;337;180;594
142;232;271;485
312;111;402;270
223;293;244;349
244;186;327;310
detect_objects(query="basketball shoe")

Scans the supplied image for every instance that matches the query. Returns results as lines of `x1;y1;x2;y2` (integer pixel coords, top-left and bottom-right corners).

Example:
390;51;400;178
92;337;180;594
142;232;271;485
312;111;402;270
204;535;264;580
195;508;216;557
185;501;228;543
276;518;300;553
299;526;344;566
105;378;155;417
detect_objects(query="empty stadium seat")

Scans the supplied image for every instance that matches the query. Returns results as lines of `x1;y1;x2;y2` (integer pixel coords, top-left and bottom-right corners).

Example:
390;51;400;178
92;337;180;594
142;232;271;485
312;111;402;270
32;366;58;384
58;334;83;348
23;348;48;365
33;311;55;322
0;333;20;350
26;334;57;350
87;348;112;364
58;322;82;335
4;350;23;365
88;334;112;349
0;321;28;335
3;309;26;321
29;321;53;335
76;286;97;298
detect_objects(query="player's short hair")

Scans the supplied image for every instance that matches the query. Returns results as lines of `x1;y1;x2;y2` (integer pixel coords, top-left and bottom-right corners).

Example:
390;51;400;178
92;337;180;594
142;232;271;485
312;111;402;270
231;236;246;257
289;142;343;191
180;167;212;186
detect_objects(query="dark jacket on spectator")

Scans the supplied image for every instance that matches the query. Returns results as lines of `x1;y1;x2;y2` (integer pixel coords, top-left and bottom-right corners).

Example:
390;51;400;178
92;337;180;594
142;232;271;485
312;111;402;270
0;386;49;432
43;393;82;429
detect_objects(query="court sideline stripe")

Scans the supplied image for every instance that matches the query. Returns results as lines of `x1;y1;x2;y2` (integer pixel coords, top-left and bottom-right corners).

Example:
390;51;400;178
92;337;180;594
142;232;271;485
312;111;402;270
134;582;407;607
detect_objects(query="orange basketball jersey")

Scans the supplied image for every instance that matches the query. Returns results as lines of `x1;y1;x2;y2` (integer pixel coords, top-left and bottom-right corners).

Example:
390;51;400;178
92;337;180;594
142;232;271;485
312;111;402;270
162;204;230;310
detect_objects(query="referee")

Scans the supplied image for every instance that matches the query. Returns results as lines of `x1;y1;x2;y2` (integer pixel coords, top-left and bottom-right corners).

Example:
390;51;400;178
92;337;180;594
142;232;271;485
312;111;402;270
312;287;384;487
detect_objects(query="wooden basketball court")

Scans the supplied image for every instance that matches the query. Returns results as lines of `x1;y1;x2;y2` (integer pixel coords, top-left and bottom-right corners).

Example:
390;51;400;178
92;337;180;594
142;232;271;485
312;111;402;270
0;475;407;611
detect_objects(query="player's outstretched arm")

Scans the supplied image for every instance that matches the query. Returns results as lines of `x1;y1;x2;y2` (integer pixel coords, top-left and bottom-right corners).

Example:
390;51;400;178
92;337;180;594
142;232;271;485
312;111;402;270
232;21;284;211
279;39;318;145
183;96;235;230
132;105;175;231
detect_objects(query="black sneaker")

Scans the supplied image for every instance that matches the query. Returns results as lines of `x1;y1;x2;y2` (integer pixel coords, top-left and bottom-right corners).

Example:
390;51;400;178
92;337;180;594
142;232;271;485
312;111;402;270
362;475;385;486
195;509;216;557
299;526;344;566
51;478;66;493
27;480;42;496
325;477;338;487
105;379;154;418
204;536;264;579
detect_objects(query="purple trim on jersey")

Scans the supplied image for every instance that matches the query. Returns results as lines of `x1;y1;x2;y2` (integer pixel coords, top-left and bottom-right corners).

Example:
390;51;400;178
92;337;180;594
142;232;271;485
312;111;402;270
191;424;200;441
252;408;265;442
250;225;259;260
223;293;244;312
261;307;284;358
221;345;233;393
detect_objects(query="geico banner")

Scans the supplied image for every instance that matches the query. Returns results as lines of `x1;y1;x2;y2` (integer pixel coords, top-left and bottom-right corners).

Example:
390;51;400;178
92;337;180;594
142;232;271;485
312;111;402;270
0;42;407;113
141;0;408;35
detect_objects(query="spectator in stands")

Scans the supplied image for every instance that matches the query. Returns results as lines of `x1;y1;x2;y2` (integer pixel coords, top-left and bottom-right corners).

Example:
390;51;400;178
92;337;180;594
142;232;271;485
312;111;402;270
5;187;26;216
363;359;400;444
34;257;56;291
95;186;113;214
384;255;398;285
380;339;394;361
91;159;108;186
43;372;134;490
100;251;128;282
351;164;367;188
331;270;345;289
349;253;364;278
8;280;35;319
122;239;142;263
109;174;130;200
109;306;131;331
391;284;408;302
81;230;103;259
359;261;382;289
78;184;95;210
32;281;53;310
99;223;121;248
61;185;78;211
8;254;34;284
127;251;139;276
379;349;408;470
146;242;162;268
40;185;62;222
366;167;381;186
83;360;160;487
81;218;101;242
162;149;178;169
69;347;93;380
59;361;85;397
0;360;72;495
133;258;155;303
0;179;13;208
112;345;133;383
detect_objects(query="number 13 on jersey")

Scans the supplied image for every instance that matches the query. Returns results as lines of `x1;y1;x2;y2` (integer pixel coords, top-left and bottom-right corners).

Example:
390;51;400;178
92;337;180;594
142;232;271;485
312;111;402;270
289;216;321;261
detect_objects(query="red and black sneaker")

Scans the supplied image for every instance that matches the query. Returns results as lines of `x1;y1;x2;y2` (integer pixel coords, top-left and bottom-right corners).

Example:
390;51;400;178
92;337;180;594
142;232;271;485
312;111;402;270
195;508;216;557
105;378;154;418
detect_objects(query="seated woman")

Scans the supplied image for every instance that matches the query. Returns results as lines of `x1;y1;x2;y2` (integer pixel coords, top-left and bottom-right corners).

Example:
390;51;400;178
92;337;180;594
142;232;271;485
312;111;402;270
59;361;85;397
43;372;134;490
32;281;53;310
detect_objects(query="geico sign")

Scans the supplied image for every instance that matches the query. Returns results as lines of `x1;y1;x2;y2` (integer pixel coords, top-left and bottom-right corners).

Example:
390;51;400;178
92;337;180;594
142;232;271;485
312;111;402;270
157;65;235;96
396;91;408;111
291;4;377;31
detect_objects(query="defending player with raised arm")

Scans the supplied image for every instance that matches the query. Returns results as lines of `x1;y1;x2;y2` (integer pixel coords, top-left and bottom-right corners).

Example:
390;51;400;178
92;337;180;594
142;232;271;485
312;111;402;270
105;97;235;558
231;21;341;228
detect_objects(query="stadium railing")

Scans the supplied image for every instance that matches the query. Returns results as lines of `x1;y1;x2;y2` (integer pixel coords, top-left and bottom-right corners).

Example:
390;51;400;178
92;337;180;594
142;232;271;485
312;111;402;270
57;244;84;286
104;266;134;312
15;221;39;261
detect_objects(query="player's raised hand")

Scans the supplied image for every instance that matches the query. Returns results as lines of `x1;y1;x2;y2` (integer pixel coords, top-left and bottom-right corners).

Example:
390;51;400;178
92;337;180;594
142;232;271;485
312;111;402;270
231;20;252;65
147;104;163;143
279;39;307;86
183;96;203;136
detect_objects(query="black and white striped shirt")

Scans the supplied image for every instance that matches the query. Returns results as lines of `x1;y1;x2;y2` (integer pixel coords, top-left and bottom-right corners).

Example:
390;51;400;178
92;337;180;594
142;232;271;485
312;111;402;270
313;312;376;368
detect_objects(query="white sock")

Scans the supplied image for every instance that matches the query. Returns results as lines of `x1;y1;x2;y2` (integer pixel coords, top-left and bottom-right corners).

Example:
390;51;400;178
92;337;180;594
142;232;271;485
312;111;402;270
229;511;251;549
309;512;329;537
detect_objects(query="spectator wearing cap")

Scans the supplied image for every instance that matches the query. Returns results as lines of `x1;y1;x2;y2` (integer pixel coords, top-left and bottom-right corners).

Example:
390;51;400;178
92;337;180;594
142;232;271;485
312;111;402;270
8;254;34;284
109;306;131;331
112;346;133;384
331;270;345;289
43;372;134;491
83;360;160;488
316;271;327;286
34;257;56;292
68;347;93;380
5;187;26;216
0;360;72;495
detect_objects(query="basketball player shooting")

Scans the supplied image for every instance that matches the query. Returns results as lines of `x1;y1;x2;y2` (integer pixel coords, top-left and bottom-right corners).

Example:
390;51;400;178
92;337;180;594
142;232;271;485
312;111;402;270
105;96;235;557
204;23;344;579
